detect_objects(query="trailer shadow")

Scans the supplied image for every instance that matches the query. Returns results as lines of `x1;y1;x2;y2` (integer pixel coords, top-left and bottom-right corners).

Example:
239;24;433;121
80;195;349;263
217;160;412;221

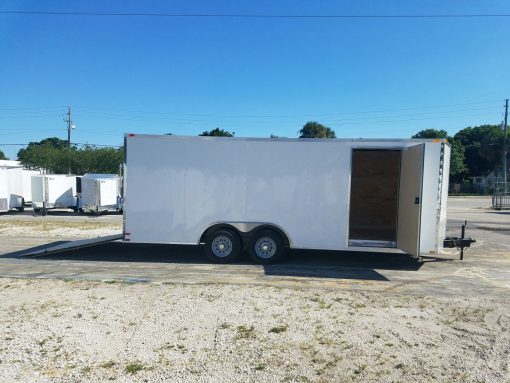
5;242;432;282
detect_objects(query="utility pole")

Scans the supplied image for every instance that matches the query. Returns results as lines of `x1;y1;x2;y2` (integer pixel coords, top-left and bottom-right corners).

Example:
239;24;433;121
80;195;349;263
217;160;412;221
504;99;508;185
65;106;73;174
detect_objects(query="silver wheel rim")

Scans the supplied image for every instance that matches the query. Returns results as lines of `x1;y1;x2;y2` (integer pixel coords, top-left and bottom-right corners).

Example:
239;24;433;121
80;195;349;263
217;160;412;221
255;237;277;259
211;236;233;258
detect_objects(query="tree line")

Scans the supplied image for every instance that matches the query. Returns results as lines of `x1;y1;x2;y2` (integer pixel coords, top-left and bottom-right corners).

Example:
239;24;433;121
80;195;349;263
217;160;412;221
410;125;507;182
17;138;123;174
14;121;506;180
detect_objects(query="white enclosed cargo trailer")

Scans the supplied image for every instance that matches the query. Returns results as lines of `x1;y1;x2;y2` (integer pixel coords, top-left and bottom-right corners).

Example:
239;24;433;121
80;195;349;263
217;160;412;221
0;161;40;203
78;174;122;213
0;168;24;212
123;134;450;263
6;167;40;203
31;174;78;215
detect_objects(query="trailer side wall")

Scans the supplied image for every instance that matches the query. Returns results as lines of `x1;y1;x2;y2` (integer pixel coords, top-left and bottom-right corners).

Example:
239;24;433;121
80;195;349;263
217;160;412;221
125;136;449;254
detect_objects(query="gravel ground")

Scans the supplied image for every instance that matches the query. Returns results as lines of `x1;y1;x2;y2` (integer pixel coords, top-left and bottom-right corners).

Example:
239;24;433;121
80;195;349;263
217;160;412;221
0;278;509;383
0;197;509;382
0;219;121;238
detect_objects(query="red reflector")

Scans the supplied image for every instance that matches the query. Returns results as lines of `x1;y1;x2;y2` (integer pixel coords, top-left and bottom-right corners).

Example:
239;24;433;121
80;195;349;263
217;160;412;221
128;134;135;137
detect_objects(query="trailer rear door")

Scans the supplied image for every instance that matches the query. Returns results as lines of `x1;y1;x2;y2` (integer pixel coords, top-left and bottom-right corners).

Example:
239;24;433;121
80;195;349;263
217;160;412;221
397;144;425;257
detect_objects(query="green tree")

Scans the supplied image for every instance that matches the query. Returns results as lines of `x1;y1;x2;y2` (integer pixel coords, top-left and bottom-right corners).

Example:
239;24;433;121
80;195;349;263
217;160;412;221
412;129;448;139
0;150;8;160
299;121;336;138
453;125;505;177
199;128;234;137
73;146;124;174
18;142;71;173
17;137;123;174
411;129;467;180
448;139;468;180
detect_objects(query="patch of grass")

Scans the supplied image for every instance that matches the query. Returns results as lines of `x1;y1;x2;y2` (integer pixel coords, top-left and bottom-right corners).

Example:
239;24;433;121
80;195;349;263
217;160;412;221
255;363;266;371
157;343;187;353
0;220;120;232
282;376;311;383
269;325;288;334
81;366;92;374
309;296;332;309
100;360;116;368
236;325;256;340
316;336;334;346
353;364;367;375
36;338;49;347
176;344;187;353
125;362;144;374
219;322;231;330
395;363;404;369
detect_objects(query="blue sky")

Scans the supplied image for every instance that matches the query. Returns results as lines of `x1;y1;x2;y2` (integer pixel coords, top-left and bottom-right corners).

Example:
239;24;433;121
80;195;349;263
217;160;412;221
1;0;509;159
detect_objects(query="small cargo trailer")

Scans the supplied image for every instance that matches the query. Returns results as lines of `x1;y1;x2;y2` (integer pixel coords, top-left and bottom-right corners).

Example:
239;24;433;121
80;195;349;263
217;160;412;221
0;161;40;204
78;174;122;213
31;174;78;215
6;167;40;204
122;134;450;263
0;168;24;212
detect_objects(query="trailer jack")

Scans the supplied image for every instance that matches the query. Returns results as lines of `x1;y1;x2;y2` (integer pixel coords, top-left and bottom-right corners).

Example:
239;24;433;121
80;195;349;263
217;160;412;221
443;220;476;260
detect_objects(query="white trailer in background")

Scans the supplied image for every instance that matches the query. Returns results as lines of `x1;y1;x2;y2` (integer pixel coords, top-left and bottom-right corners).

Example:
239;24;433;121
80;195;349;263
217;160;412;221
31;174;78;215
6;168;40;203
78;174;122;213
0;168;24;213
0;160;40;204
122;134;450;264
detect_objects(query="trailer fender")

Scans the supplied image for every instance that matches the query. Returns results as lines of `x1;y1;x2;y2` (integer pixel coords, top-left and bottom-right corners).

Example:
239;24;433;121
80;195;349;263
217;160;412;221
199;222;291;249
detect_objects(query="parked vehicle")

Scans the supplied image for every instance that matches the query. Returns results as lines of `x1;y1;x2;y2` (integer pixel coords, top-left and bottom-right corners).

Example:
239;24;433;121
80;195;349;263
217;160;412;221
31;174;78;215
0;160;40;204
77;174;122;214
122;134;450;263
5;167;40;204
0;168;24;213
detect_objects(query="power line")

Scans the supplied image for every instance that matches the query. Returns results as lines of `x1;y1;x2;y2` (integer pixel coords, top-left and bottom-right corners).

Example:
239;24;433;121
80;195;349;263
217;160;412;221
0;99;501;119
71;99;502;119
0;143;28;146
1;11;509;19
0;114;63;119
70;106;500;123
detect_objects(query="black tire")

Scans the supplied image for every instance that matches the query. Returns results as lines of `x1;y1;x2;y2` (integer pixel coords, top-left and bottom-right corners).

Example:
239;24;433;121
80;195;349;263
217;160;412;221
41;208;47;216
248;230;285;264
204;229;242;263
33;208;41;213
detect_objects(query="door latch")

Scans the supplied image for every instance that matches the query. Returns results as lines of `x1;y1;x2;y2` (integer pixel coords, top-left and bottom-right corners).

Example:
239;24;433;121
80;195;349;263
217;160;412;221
414;197;420;204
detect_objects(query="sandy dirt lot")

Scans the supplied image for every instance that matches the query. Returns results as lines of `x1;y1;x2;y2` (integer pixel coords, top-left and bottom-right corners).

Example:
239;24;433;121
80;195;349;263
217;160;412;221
0;199;509;382
1;278;508;383
0;216;121;238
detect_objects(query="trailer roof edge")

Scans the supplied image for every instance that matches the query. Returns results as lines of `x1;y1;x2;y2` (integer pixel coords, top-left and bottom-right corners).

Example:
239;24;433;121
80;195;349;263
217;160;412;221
123;134;448;144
